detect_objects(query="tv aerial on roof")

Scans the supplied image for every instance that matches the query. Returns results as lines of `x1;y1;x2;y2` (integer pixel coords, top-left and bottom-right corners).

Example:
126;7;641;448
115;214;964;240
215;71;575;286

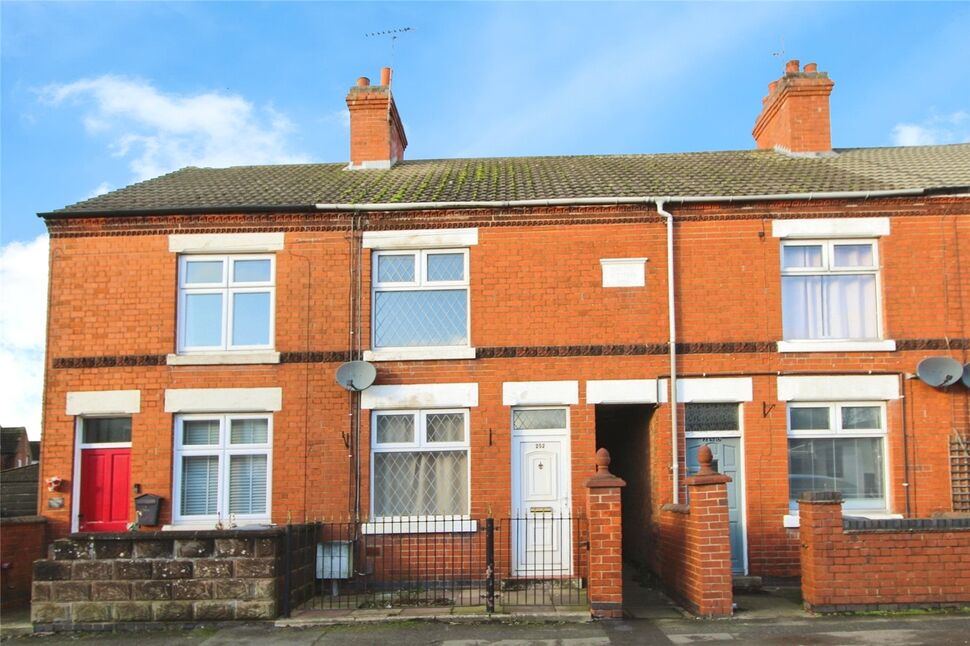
336;361;377;392
915;356;963;388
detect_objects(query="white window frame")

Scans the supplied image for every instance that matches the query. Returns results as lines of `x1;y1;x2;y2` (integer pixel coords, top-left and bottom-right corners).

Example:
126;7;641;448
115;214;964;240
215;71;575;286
367;408;472;532
779;238;891;351
171;413;273;527
786;401;889;513
370;249;471;354
177;254;276;354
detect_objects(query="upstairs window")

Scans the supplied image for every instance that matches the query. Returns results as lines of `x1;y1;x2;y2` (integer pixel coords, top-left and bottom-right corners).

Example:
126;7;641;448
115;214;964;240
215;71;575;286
372;250;469;349
781;240;881;341
178;255;275;352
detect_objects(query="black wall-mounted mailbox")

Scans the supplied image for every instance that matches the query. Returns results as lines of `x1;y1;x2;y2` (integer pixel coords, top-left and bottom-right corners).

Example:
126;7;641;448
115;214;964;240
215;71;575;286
134;493;162;526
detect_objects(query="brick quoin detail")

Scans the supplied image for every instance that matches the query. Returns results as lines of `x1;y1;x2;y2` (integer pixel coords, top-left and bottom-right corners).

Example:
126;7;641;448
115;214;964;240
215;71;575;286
657;445;733;618
585;448;626;619
799;492;970;612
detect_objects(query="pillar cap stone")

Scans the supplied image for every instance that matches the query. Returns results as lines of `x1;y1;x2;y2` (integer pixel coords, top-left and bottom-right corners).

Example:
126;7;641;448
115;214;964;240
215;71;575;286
585;448;626;488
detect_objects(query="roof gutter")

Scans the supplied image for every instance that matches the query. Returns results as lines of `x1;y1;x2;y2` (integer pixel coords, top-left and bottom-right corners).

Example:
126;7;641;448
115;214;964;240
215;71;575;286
313;187;927;212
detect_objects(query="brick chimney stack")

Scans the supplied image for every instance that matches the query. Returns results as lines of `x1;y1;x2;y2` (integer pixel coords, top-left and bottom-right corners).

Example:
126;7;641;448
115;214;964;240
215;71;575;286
752;60;834;154
345;67;408;170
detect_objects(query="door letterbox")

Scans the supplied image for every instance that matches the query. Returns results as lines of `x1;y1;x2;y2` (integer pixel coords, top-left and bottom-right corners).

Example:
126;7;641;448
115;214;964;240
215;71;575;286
134;494;162;526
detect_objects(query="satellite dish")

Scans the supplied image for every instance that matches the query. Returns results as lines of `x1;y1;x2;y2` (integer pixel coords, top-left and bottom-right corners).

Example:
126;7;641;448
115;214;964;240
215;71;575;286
915;357;963;388
335;361;377;392
963;363;970;389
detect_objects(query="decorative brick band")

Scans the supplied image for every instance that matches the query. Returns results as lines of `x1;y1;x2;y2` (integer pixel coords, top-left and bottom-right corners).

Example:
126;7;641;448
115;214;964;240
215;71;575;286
53;355;165;369
52;338;970;369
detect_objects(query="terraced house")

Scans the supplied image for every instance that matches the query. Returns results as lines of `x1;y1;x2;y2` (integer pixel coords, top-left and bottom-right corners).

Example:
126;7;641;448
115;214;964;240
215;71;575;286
37;61;970;614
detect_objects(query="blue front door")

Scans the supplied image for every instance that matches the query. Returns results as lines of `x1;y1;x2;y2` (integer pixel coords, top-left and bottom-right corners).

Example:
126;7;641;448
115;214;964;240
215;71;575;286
686;437;745;574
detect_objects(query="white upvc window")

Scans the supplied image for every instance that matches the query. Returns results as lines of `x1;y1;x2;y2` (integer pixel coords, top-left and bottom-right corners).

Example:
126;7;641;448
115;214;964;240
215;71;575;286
172;414;272;525
370;409;470;519
177;255;275;353
787;402;887;511
780;239;883;342
371;250;469;350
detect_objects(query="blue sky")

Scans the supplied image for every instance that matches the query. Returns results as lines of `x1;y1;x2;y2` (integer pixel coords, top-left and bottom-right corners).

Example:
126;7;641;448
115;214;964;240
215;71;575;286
2;1;969;437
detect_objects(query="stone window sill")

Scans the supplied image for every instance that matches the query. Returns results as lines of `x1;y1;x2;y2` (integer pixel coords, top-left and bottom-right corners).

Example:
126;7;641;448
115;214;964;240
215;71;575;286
166;351;281;366
363;347;476;362
777;340;896;353
361;517;477;534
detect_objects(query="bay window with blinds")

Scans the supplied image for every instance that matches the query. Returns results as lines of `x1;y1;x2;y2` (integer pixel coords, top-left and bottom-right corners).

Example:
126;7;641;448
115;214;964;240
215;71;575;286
781;240;882;342
173;414;272;526
370;409;469;519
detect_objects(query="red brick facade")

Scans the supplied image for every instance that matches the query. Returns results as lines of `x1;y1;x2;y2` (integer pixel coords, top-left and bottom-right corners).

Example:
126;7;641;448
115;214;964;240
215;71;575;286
39;196;970;588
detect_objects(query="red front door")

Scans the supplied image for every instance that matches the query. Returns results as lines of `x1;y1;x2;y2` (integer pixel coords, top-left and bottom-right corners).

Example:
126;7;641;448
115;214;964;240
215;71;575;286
79;448;131;532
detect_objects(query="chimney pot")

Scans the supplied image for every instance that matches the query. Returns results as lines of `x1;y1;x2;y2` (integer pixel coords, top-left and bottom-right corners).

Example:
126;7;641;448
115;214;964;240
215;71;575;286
346;72;408;169
753;60;834;153
380;67;392;87
356;77;370;88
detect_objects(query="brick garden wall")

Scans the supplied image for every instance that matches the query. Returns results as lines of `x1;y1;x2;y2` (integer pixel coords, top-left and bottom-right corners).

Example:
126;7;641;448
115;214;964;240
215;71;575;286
40;199;970;578
656;460;734;618
799;492;970;612
0;516;48;608
31;530;282;630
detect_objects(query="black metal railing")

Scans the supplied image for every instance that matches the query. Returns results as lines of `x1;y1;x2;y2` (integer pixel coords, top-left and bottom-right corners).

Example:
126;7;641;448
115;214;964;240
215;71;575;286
280;513;587;615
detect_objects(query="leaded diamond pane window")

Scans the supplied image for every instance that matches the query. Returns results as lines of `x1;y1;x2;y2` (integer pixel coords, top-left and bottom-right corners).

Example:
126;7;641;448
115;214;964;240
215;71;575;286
512;409;568;431
685;403;740;433
372;409;470;518
372;249;469;349
426;413;465;443
376;415;414;443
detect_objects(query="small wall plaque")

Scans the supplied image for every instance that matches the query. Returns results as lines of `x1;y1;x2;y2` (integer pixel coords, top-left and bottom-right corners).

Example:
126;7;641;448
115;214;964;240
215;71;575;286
48;497;65;509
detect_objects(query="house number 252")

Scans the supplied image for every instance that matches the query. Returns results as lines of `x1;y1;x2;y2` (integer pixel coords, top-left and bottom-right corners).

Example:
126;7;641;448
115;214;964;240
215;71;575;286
535;443;545;448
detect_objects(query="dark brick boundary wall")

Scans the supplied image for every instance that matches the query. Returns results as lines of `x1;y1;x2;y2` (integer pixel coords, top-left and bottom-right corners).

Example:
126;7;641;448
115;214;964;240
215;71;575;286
655;447;734;618
31;528;283;631
800;491;970;612
1;516;49;608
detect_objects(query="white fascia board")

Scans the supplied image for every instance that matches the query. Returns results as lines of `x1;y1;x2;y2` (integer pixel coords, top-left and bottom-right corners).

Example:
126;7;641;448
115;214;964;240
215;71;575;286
586;379;658;405
776;375;900;401
66;390;141;416
164;387;283;413
360;383;479;410
168;232;285;253
658;378;753;403
502;381;579;406
771;217;890;239
362;228;478;249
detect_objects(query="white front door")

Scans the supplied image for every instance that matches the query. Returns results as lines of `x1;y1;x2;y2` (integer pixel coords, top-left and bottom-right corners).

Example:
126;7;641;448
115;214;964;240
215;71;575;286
511;408;571;576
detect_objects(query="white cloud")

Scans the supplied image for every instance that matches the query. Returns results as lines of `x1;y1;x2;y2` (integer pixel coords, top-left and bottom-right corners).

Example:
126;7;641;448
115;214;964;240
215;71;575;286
891;110;970;147
40;75;310;180
0;234;49;440
89;181;112;198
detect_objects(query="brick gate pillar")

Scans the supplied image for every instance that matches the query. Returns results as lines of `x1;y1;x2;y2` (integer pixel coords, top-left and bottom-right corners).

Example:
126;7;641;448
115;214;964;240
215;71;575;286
585;448;626;619
684;445;733;617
